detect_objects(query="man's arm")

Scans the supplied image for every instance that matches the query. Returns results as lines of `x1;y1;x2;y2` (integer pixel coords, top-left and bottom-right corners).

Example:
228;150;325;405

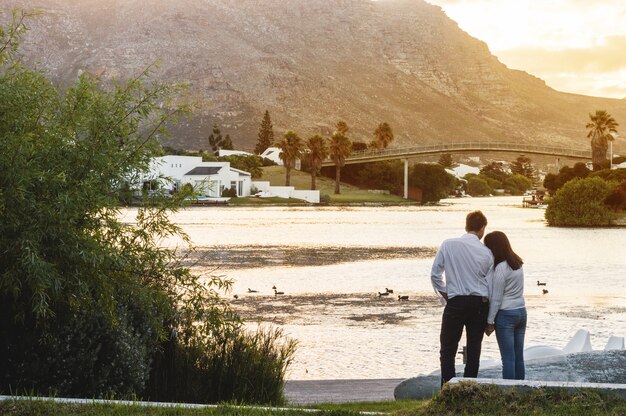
431;245;447;299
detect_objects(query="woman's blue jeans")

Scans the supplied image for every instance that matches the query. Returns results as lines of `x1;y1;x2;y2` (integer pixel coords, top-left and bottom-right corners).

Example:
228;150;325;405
494;307;527;380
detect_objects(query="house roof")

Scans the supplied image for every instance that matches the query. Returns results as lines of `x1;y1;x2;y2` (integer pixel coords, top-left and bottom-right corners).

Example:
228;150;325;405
230;167;252;176
185;166;222;176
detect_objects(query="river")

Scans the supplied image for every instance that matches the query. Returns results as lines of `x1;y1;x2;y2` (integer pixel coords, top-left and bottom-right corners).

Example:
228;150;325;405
124;196;626;380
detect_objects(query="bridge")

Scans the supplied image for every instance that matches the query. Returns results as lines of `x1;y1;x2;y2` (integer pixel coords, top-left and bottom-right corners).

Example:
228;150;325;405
320;141;591;199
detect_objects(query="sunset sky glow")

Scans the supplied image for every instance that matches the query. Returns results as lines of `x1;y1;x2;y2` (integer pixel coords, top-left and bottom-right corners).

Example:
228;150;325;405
426;0;626;99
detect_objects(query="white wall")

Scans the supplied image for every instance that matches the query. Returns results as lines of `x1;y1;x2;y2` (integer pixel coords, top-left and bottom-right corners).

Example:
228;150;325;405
291;190;320;204
250;181;320;203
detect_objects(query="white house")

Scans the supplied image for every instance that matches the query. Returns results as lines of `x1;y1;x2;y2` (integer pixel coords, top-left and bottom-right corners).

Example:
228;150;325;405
218;149;253;157
260;146;301;170
260;147;282;165
144;155;252;197
140;155;319;203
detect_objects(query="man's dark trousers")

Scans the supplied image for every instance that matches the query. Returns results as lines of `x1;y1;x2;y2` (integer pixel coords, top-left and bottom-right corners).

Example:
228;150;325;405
439;295;489;384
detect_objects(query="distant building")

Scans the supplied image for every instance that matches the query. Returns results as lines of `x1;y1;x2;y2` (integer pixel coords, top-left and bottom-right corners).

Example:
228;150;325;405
218;149;253;157
139;155;319;202
445;163;480;179
260;146;301;170
143;155;252;197
260;147;282;165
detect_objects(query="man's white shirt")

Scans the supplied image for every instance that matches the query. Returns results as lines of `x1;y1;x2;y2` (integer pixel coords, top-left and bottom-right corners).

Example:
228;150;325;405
431;233;494;303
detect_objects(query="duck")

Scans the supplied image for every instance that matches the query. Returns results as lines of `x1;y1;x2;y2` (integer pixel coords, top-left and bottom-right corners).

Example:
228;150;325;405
537;280;547;286
233;294;239;299
378;291;390;297
385;288;394;294
247;288;259;293
398;295;409;301
274;289;284;295
542;289;549;295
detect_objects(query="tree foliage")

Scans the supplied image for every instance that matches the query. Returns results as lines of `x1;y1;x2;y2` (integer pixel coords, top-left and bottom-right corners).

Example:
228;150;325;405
409;164;456;203
254;110;274;155
466;176;493;197
510;155;535;179
545;177;616;226
480;161;509;185
370;122;394;149
503;174;532;195
543;162;590;194
305;134;329;190
438;153;456;169
276;130;305;186
339;161;404;195
208;124;233;152
604;180;626;211
0;13;294;403
329;130;352;194
586;110;618;171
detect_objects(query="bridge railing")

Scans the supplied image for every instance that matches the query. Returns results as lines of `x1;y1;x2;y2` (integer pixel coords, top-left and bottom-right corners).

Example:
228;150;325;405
321;142;590;164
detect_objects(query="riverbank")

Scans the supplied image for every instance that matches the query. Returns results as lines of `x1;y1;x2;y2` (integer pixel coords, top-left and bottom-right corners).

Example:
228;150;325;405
255;166;412;205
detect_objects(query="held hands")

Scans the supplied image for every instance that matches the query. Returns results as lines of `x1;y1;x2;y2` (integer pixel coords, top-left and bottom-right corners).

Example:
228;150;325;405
485;323;495;336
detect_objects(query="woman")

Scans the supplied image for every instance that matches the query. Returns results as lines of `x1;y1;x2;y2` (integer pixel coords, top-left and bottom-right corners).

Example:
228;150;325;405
484;231;526;380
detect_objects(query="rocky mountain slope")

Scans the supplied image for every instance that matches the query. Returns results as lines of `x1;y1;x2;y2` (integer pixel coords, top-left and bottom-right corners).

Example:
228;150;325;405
4;0;626;151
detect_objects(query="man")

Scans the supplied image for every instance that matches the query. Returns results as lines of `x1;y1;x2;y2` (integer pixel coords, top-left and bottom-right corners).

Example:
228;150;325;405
431;210;493;385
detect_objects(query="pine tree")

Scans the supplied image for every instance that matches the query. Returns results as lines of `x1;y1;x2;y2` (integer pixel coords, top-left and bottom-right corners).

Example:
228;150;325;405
255;110;274;154
208;124;222;152
222;134;234;150
511;155;535;179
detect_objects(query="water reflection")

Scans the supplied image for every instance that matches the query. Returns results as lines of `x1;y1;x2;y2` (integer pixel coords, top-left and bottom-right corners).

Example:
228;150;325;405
122;196;626;380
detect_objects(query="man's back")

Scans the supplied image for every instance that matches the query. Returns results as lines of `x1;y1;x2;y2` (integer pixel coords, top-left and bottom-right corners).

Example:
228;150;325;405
431;234;493;299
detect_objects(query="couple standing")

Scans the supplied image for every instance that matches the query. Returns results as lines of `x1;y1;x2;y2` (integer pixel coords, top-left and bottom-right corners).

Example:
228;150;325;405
431;210;526;384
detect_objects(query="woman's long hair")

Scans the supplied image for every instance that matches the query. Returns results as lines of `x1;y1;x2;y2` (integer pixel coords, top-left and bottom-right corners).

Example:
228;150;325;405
484;231;523;270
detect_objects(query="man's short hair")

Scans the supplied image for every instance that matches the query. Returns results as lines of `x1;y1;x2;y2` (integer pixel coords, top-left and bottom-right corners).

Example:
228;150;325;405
465;210;487;232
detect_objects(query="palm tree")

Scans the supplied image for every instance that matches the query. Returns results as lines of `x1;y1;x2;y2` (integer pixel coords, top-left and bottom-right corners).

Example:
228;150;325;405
370;122;394;149
335;120;349;135
276;131;305;186
586;110;618;171
306;135;329;191
329;131;352;194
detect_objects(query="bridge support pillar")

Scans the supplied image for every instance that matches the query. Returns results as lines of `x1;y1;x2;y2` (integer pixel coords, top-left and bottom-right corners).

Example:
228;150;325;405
403;159;409;199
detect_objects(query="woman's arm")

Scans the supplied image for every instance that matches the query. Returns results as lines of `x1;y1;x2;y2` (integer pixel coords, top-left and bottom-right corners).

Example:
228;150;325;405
487;263;507;324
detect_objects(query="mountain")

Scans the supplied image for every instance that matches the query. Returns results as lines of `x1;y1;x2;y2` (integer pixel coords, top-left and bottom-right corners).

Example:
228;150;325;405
4;0;626;152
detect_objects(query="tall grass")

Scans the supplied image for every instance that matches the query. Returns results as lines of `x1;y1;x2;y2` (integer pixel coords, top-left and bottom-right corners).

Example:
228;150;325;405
148;326;297;405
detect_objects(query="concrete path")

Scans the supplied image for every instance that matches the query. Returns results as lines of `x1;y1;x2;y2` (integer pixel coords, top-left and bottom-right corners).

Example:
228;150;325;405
284;379;405;405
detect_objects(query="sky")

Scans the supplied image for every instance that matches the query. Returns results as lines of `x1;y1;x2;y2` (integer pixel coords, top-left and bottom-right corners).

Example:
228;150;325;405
426;0;626;99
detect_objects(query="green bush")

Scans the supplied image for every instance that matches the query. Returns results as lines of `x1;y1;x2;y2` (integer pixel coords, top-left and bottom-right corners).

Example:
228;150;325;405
590;167;626;183
604;180;626;211
543;162;590;194
221;187;238;197
409;163;456;203
545;177;616;226
504;174;532;195
466;176;493;196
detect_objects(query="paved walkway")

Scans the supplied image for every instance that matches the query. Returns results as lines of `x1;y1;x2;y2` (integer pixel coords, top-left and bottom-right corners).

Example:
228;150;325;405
284;378;405;405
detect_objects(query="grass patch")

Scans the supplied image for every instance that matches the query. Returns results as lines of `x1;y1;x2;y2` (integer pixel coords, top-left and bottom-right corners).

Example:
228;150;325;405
0;400;362;416
412;381;626;416
257;166;412;205
5;383;625;415
313;400;426;414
